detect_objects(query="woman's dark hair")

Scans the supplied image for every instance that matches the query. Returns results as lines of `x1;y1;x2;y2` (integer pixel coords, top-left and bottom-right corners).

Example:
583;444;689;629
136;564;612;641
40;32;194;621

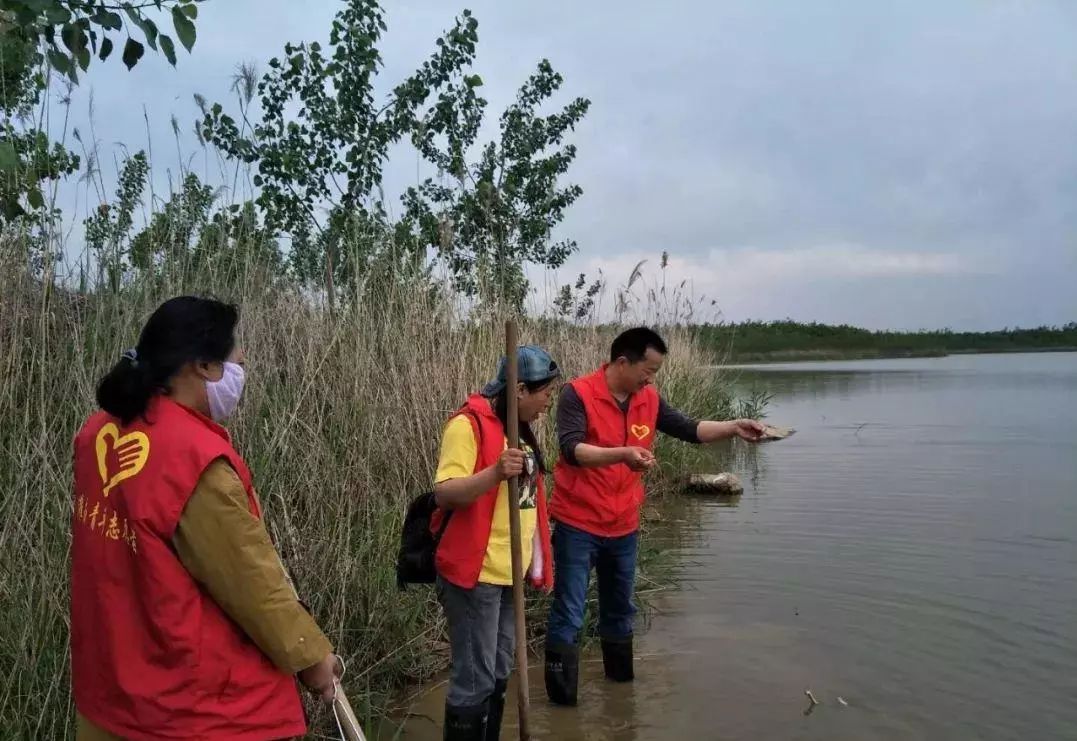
493;376;558;472
96;296;239;425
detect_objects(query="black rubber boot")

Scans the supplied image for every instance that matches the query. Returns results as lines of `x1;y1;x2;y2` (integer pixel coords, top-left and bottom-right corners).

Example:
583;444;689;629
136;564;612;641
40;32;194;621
485;679;508;741
601;634;634;682
544;642;579;706
444;699;489;741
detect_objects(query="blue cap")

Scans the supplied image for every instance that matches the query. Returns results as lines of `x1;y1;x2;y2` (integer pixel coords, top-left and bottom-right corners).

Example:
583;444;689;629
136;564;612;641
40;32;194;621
481;345;561;397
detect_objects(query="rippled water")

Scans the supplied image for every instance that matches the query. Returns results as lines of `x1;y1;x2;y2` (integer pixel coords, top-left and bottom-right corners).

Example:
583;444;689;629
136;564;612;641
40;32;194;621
398;352;1077;740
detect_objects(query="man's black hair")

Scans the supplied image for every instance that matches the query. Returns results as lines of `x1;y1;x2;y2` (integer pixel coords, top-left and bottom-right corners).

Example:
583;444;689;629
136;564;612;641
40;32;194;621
610;327;668;363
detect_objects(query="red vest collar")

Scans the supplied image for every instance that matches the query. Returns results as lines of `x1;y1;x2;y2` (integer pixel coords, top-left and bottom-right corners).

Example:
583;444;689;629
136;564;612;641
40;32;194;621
588;365;651;411
463;393;498;423
150;395;234;445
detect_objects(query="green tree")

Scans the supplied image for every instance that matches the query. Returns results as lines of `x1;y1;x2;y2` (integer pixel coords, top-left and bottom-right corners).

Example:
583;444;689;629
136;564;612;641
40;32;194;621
82;148;147;289
400;59;590;309
0;0;202;80
552;272;603;322
0;25;78;222
0;0;205;221
201;0;482;306
190;199;282;283
202;1;590;312
128;170;213;269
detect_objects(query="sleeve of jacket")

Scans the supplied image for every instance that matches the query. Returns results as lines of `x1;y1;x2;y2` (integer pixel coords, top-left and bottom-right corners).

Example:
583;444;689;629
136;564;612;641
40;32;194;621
173;458;333;674
656;395;701;443
556;384;588;464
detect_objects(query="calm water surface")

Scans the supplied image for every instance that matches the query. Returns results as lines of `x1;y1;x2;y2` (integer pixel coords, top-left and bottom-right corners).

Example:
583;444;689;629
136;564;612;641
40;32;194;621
399;352;1077;740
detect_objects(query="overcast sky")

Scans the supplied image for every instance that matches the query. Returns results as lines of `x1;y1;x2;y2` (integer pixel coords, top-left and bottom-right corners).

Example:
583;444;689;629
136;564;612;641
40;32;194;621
53;0;1077;330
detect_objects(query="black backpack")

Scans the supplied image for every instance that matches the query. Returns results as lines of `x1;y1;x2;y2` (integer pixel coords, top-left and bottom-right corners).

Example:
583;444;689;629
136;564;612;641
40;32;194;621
395;491;452;590
396;411;480;590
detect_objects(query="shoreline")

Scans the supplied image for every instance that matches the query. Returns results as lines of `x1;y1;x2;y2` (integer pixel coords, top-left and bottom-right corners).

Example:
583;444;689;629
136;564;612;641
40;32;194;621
720;346;1077;364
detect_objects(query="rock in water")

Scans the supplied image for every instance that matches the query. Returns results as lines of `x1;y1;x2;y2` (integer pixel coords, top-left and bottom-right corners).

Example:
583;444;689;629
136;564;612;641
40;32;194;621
685;472;744;496
760;424;795;441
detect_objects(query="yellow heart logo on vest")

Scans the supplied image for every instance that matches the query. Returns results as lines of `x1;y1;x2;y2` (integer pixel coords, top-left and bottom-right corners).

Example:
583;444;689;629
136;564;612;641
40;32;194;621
95;423;150;497
630;424;651;440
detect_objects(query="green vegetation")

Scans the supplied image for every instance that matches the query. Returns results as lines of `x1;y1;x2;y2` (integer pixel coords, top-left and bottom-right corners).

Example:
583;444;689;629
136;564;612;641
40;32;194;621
198;1;590;310
0;251;755;738
0;0;205;219
697;320;1077;362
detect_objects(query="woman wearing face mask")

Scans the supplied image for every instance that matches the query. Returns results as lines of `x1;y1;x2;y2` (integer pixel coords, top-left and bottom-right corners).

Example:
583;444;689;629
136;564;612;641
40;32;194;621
71;296;338;741
431;345;560;741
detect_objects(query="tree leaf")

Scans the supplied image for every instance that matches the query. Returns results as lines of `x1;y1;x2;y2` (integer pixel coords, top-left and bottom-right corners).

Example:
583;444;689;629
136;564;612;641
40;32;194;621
61;23;82;55
158;33;176;66
2;197;27;220
27;186;45;210
47;48;73;76
125;7;158;50
76;45;91;71
93;10;124;31
181;3;197;19
142;19;159;50
14;5;40;29
171;7;196;52
121;37;144;70
0;142;19;172
99;36;114;61
44;5;71;24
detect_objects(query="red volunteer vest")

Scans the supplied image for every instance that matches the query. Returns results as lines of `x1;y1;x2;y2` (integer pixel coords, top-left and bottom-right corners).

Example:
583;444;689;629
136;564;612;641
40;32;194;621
550;366;660;537
432;394;554;591
70;396;306;741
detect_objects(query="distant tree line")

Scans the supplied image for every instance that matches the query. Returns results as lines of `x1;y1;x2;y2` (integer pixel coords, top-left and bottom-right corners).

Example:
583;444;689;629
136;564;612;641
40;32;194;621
696;320;1077;361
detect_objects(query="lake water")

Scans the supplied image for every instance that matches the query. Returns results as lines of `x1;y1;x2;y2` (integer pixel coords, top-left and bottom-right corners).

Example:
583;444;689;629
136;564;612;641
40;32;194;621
398;352;1077;740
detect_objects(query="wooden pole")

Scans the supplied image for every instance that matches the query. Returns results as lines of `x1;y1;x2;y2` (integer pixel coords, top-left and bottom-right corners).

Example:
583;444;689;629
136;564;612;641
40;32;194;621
504;319;531;740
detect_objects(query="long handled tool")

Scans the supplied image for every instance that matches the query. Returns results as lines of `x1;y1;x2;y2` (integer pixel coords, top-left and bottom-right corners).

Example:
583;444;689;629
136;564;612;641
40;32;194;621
504;319;532;740
331;658;367;741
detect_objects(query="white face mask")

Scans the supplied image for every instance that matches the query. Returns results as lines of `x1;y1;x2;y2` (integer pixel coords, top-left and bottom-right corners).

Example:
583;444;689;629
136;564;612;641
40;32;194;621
206;362;246;422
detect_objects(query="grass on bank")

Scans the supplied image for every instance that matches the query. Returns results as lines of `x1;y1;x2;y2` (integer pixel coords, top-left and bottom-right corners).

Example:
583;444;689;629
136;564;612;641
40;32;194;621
0;241;763;739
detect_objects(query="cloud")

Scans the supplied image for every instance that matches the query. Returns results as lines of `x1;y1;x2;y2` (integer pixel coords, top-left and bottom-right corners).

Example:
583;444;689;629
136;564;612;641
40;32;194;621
46;0;1077;329
529;245;997;328
696;246;979;280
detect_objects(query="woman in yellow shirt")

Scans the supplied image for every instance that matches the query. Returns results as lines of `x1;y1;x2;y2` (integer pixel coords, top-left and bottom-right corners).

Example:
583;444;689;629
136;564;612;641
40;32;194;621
432;345;560;740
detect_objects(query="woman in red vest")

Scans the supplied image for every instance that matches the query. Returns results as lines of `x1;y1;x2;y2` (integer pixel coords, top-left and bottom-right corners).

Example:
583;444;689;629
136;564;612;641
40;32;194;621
431;345;559;740
71;296;339;741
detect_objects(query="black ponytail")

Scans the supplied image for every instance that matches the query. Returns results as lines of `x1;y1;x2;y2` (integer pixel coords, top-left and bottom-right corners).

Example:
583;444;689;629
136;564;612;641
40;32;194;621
96;296;239;425
492;378;556;473
95;354;157;427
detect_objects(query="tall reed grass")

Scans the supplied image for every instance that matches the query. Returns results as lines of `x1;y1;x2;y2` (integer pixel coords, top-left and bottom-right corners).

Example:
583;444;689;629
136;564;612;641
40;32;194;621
0;231;761;737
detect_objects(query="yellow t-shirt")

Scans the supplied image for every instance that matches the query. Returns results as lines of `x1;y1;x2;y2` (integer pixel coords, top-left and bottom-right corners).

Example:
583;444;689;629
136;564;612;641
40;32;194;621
434;414;538;586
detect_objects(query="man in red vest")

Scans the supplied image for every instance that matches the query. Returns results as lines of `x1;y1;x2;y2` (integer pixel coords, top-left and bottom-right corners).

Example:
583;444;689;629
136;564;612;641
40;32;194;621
544;327;765;705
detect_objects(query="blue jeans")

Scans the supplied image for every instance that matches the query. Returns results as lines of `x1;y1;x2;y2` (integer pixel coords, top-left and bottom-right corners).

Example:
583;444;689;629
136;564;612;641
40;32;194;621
546;521;639;646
